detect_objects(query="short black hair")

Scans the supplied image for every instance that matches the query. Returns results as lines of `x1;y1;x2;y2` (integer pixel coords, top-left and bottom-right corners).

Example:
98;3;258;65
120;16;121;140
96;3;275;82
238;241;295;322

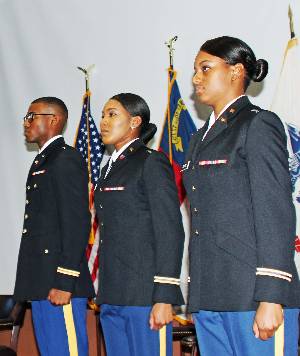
31;96;68;120
0;346;17;356
200;36;268;89
110;93;150;134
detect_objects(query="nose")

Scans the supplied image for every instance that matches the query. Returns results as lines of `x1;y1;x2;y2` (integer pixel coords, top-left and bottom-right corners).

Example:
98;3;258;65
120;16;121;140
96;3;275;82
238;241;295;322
100;116;107;129
193;70;202;85
23;119;30;128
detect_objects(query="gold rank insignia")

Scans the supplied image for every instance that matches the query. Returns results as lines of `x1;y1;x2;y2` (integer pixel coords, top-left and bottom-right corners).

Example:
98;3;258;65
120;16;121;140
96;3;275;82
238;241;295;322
229;108;235;114
129;147;134;152
220;117;227;123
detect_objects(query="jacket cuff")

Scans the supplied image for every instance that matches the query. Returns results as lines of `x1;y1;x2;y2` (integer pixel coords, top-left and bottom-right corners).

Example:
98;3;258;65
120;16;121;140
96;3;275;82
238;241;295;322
254;273;291;305
53;266;80;293
152;277;184;305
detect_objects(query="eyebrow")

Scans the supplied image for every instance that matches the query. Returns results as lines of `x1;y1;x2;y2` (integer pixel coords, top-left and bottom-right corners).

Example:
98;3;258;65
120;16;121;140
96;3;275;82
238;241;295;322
103;107;118;113
194;60;211;70
199;60;211;65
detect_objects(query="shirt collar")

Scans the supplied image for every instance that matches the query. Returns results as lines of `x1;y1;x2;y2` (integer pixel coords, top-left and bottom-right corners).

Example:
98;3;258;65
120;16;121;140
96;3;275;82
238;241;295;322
39;135;63;153
209;94;246;123
111;138;139;162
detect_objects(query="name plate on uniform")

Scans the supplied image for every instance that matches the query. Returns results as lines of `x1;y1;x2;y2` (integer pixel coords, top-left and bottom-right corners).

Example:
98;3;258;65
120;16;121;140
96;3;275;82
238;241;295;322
32;170;46;175
103;186;125;191
199;159;227;166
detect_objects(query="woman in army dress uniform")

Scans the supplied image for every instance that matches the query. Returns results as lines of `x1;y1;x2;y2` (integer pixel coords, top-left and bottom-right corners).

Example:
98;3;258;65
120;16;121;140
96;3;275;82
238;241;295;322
94;93;185;356
183;36;300;355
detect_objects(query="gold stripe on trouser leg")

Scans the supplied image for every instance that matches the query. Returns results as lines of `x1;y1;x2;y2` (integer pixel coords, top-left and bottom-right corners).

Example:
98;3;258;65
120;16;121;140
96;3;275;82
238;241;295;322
159;325;167;356
274;319;284;356
63;301;79;356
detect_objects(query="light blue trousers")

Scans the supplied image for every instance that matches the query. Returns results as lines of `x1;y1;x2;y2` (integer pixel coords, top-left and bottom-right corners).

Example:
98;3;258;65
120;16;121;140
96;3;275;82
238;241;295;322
31;298;88;356
193;308;299;356
100;304;173;356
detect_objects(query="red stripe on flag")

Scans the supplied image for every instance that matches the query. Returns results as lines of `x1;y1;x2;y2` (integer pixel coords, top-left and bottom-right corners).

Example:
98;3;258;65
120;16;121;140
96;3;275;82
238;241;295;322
159;148;186;204
172;161;186;204
84;184;100;291
296;236;300;252
92;216;99;234
86;243;93;260
91;254;99;281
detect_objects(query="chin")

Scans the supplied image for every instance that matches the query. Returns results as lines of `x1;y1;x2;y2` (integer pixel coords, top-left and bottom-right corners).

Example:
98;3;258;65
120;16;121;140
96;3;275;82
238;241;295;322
24;135;33;143
101;137;113;145
24;135;38;144
197;94;210;105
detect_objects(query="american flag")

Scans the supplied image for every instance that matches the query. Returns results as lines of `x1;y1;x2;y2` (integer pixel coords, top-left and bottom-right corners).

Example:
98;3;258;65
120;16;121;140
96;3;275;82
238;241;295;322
74;90;105;293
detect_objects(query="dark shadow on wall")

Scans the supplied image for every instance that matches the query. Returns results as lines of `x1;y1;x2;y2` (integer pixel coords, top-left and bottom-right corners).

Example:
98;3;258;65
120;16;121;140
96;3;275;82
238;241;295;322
190;91;211;125
246;80;264;98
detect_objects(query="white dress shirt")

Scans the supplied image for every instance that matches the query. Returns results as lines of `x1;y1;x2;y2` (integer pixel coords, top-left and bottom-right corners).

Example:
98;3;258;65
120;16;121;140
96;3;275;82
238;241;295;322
104;138;139;179
202;95;245;141
39;135;63;153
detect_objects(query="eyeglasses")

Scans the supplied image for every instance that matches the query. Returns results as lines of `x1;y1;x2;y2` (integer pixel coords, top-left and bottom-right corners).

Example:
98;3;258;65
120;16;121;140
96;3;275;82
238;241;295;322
23;112;55;124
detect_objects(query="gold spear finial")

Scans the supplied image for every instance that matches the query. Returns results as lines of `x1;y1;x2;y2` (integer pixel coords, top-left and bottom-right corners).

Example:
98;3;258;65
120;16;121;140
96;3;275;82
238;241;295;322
288;5;296;39
165;36;178;69
77;64;95;91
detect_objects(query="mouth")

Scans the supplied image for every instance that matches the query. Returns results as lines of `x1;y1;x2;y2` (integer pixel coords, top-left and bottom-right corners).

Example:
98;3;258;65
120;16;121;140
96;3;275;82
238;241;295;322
195;85;205;95
100;129;109;136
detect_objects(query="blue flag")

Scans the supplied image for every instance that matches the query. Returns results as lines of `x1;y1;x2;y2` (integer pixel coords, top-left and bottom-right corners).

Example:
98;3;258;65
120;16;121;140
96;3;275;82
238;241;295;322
159;68;197;203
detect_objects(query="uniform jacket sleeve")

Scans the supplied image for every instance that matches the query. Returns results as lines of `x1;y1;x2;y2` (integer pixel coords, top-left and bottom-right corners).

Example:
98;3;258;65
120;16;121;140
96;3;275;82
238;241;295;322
51;151;91;293
143;151;185;305
246;111;296;304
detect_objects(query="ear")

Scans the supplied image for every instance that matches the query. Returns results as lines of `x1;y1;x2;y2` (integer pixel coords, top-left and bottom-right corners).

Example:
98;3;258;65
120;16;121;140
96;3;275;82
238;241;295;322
231;63;244;81
130;116;142;129
49;114;59;126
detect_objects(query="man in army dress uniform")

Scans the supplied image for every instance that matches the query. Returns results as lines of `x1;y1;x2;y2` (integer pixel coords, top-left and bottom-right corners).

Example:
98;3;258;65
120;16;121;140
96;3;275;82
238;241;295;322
14;97;94;356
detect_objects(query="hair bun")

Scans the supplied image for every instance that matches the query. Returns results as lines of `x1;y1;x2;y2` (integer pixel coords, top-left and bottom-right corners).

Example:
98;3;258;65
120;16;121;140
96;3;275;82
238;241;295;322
140;123;157;144
252;59;268;82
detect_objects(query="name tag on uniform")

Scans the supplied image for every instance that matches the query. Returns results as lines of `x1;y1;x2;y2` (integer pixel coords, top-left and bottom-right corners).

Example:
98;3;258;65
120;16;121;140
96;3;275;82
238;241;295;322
199;159;228;166
180;161;191;172
103;186;125;191
32;170;46;175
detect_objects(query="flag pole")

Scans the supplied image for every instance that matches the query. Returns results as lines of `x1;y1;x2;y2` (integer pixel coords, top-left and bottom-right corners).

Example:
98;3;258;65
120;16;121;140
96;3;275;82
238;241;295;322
75;65;101;310
288;5;295;39
77;66;89;91
164;36;178;164
77;65;95;190
165;35;178;70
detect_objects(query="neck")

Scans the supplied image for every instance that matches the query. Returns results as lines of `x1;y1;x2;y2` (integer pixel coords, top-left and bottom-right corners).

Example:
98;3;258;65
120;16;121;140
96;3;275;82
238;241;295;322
37;138;51;149
114;136;138;151
37;133;61;149
212;91;244;118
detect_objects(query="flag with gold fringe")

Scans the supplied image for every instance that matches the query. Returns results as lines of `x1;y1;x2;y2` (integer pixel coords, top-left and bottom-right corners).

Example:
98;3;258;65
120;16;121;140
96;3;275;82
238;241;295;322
74;90;105;294
271;20;300;275
158;67;197;204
